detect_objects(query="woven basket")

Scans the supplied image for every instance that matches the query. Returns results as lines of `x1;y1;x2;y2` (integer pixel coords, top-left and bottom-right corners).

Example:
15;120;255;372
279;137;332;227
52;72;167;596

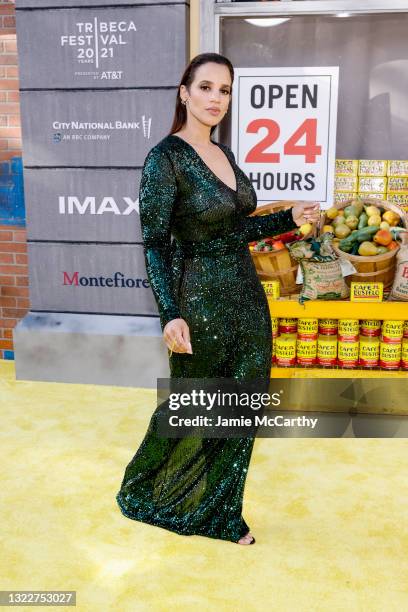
320;198;408;288
249;201;300;295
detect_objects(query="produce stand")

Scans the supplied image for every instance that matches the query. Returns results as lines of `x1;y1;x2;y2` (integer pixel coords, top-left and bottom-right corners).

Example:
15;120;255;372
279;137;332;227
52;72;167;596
250;199;408;402
253;199;408;417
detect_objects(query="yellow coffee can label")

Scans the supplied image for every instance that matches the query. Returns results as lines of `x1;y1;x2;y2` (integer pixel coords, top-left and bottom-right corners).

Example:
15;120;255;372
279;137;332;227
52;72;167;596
338;319;360;341
297;318;318;339
271;317;279;335
379;340;401;369
382;320;404;343
262;280;280;300
296;338;317;365
403;321;408;339
318;318;338;335
401;338;408;369
275;334;297;366
338;340;359;367
317;335;338;366
350;282;383;302
360;319;381;337
359;337;380;367
278;318;297;334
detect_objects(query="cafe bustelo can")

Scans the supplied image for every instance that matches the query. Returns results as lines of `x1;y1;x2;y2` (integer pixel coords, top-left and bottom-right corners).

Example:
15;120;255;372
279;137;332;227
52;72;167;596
318;319;338;335
360;319;381;337
401;338;408;370
317;334;338;367
278;317;297;334
379;340;401;369
275;334;297;367
271;317;279;338
358;336;380;368
337;339;359;368
338;319;359;341
381;320;404;343
297;318;318;340
296;337;317;367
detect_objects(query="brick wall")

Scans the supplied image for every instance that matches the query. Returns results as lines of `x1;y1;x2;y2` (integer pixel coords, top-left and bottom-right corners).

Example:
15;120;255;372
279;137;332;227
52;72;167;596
0;0;27;360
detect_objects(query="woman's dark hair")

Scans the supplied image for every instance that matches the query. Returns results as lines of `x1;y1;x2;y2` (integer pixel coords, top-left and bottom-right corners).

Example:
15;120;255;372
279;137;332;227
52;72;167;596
169;52;234;137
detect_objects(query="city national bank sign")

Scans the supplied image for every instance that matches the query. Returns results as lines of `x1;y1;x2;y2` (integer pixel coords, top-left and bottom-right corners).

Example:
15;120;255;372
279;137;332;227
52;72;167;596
231;67;339;209
17;1;188;316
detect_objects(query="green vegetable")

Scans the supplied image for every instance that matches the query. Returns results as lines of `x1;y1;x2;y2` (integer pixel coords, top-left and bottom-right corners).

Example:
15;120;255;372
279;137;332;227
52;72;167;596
351;241;361;255
354;225;380;242
339;225;379;251
344;204;359;218
339;234;359;251
357;212;368;229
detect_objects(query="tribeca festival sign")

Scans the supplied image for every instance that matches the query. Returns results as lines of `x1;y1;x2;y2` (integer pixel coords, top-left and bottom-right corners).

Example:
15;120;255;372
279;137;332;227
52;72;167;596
231;67;339;209
61;19;137;81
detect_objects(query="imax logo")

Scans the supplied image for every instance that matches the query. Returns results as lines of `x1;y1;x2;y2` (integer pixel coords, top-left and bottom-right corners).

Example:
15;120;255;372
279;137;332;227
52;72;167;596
59;196;139;215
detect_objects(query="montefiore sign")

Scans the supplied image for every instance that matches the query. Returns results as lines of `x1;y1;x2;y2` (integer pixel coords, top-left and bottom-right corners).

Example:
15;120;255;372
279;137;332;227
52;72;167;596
63;271;149;288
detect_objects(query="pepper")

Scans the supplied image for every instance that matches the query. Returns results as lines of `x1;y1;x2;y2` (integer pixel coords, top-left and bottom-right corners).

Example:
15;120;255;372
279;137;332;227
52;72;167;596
357;212;368;229
354;225;380;242
272;230;302;244
339;225;379;252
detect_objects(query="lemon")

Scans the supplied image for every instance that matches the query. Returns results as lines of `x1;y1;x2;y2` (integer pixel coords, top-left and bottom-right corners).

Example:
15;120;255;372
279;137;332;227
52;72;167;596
299;223;313;236
367;215;381;226
358;241;378;256
365;205;381;217
326;206;339;220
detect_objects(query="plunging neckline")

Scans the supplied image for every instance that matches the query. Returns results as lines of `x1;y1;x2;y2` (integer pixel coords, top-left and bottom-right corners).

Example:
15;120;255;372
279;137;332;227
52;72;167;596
169;133;239;195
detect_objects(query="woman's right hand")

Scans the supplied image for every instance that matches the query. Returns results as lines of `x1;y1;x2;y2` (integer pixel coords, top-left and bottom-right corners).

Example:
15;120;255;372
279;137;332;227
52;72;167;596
163;318;193;354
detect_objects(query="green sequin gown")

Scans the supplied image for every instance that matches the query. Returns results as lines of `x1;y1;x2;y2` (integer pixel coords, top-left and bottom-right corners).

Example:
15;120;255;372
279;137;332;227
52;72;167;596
116;133;297;542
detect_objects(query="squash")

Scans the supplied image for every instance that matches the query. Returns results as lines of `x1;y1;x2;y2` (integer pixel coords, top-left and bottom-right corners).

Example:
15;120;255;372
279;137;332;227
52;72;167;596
365;205;381;217
334;224;351;239
358;212;368;229
344;204;359;218
367;215;382;226
326;206;339;220
345;215;359;229
382;210;400;227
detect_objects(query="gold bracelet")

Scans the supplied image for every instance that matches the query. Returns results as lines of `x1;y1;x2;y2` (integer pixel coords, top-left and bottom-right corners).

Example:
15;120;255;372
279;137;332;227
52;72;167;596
169;338;177;357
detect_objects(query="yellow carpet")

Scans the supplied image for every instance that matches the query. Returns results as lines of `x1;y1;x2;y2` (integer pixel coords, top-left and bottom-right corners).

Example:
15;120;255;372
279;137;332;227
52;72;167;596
1;359;408;611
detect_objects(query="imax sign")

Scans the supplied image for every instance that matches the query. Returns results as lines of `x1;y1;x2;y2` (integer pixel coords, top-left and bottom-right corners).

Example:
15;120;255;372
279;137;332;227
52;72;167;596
58;196;139;215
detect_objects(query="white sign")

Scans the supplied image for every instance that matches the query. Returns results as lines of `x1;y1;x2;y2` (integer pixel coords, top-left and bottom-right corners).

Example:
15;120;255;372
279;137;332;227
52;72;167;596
231;67;339;209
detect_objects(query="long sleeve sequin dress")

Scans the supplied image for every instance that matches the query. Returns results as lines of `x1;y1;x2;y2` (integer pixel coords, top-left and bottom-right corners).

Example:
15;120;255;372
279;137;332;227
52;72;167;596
116;133;298;542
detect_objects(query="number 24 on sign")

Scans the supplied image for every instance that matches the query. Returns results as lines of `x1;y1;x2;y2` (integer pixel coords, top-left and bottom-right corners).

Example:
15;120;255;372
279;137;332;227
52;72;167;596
245;118;322;164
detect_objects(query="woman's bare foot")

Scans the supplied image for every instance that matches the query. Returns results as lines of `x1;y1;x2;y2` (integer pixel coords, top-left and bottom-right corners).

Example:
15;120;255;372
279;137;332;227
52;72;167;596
238;531;255;545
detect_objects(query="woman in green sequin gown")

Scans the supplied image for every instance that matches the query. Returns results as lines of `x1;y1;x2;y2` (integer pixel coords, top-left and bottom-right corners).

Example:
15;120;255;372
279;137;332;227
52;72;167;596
116;54;319;544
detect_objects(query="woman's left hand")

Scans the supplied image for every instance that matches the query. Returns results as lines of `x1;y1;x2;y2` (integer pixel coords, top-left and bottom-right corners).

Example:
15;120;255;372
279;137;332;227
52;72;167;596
291;201;321;226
